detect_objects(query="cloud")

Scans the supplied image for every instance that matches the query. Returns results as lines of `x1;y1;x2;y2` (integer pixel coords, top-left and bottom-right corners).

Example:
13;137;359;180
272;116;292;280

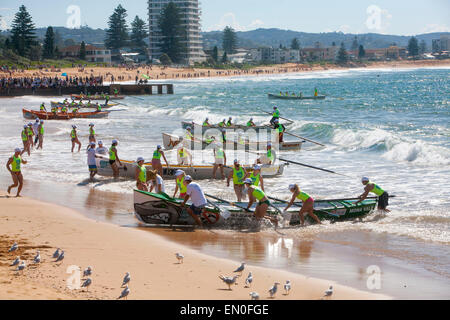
336;25;351;33
207;13;264;31
365;5;392;34
421;24;450;34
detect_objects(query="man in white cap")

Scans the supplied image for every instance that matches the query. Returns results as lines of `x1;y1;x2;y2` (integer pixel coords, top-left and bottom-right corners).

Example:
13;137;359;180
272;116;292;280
87;142;100;182
173;170;187;199
71;125;81;153
109;139;122;179
356;177;391;212
37;120;44;150
213;143;226;180
227;159;247;202
6;148;27;197
181;176;206;227
32;119;40;145
96;140;107;155
135;157;148;191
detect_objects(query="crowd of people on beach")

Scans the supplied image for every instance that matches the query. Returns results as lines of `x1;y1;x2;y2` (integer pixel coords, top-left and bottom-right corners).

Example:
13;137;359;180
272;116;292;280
0;75;104;89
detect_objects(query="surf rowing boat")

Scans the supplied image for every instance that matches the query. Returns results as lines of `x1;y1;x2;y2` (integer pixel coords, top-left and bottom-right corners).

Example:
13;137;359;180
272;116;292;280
181;121;280;133
268;93;326;100
50;101;118;109
22;109;109;120
95;156;286;180
133;190;378;227
70;94;125;100
162;133;303;151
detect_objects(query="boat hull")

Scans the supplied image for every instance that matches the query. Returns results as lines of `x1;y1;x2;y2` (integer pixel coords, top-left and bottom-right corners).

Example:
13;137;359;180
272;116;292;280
70;94;125;100
50;101;118;109
268;94;326;100
22;109;109;120
181;121;275;133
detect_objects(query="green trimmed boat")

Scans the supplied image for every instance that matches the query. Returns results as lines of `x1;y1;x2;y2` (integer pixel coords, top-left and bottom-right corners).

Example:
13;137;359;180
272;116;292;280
268;93;326;100
133;189;378;228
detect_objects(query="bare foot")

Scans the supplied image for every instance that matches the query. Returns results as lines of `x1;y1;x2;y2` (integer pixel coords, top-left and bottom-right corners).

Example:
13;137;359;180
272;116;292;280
7;186;12;194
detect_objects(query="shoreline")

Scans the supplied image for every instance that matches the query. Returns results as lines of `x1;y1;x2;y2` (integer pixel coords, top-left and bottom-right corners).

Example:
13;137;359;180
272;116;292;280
0;191;390;300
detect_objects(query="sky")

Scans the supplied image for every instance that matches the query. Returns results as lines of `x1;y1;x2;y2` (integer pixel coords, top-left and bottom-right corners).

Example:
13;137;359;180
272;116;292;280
0;0;449;35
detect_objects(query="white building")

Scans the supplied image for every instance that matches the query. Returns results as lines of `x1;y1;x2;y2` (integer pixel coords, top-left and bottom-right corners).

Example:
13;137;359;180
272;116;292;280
60;45;111;63
250;48;302;63
148;0;205;65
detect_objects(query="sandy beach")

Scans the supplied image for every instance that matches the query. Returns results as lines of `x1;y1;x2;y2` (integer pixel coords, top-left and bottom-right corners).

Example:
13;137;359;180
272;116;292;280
0;192;390;300
1;59;448;83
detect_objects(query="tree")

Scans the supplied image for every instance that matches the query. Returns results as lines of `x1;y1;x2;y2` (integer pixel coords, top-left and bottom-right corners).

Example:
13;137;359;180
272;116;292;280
64;39;76;47
158;2;185;63
159;53;172;65
212;46;219;63
419;40;427;54
407;37;419;57
28;44;41;61
351;36;359;52
10;5;37;56
337;42;348;64
105;4;129;50
222;51;228;63
42;26;55;60
130;15;148;53
222;26;237;54
79;41;86;60
291;38;300;50
358;44;366;60
54;46;60;59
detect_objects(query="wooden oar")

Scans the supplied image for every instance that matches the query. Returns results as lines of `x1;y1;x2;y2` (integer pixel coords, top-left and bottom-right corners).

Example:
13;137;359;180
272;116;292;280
279;158;351;178
267;196;340;218
283;131;325;147
204;193;254;213
262;111;294;124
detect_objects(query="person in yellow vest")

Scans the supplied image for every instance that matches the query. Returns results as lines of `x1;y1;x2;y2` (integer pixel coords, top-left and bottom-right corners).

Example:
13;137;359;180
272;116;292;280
270;107;280;126
151;145;169;177
274;119;286;143
88;123;96;143
203;118;211;127
70;125;81;153
184;127;194;141
21;125;30;156
6;148;27;197
27;123;35;149
37;120;44;150
227;159;247;202
109;139;122;179
218;119;226;128
247;118;256;127
244;179;279;226
356;177;390;212
314;87;318;97
135;157;148;191
284;184;321;226
40;103;47;112
61;105;68;114
177;146;192;166
213;143;227;180
226;117;233;127
258;143;275;165
246;164;264;191
173;170;187;199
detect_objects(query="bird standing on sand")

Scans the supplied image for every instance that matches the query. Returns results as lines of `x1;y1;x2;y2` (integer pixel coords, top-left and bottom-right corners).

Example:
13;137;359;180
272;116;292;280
118;285;130;300
16;261;26;274
323;286;333;299
219;275;239;290
122;272;131;287
52;248;61;259
245;272;253;288
8;242;18;253
284;280;291;295
233;262;246;276
175;253;184;264
11;257;20;267
33;251;41;264
55;250;65;262
249;292;260;300
83;267;92;278
268;282;280;298
81;278;92;291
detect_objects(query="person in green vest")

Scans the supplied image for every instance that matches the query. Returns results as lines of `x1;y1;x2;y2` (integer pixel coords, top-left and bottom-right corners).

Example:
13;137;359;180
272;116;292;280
314;87;318;97
61;105;68;114
173;170;187;199
27;123;35;149
221;129;227;143
284;184;321;226
88;123;96;143
218;119;226;128
270;107;280;126
247;118;256;127
37;120;44;150
6;148;27;197
203;118;211;127
109;139;122;179
259;143;275;165
244;179;279;226
226;117;233;127
71;125;81;153
185;127;194;141
274;119;286;143
177;146;192;166
96;103;102;112
151;145;169;177
40;103;47;112
356;177;391;212
213;143;226;180
113;88;119;96
205;135;215;145
72;106;79;115
21;125;30;156
135;157;148;191
51;106;57;115
247;164;264;191
227;159;247;202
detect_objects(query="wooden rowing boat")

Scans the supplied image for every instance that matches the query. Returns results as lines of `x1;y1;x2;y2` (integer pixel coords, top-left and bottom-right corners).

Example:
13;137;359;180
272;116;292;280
70;94;125;100
22;109;109;120
133;190;378;227
162;133;303;151
268;93;326;100
50;101;118;109
95;156;286;180
181;121;277;133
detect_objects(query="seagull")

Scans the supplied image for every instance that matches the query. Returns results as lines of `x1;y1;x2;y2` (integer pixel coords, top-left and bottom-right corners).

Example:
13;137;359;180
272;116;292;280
55;250;65;262
52;248;61;259
268;282;280;298
81;278;92;291
175;253;184;264
245;272;253;288
122;272;131;287
33;251;41;264
284;280;291;295
11;257;20;267
83;267;92;278
16;261;26;273
8;242;18;253
324;286;333;298
233;262;246;275
249;292;260;300
219;275;239;290
118;285;130;300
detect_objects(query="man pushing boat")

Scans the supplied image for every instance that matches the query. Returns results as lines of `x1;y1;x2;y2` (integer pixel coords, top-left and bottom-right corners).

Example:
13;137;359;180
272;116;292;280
356;177;391;212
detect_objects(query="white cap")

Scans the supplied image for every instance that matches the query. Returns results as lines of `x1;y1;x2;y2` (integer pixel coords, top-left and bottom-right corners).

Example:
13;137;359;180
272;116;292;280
90;142;96;146
175;170;185;177
89;123;94;126
72;125;77;128
274;119;279;123
274;106;278;109
98;140;103;145
28;122;32;126
15;148;21;153
40;120;44;124
137;157;145;162
362;177;370;182
244;178;253;185
35;118;40;122
23;125;28;129
253;164;261;170
157;145;162;149
216;142;223;148
267;143;272;147
112;139;118;144
185;175;192;182
187;127;192;130
289;184;296;190
234;159;239;164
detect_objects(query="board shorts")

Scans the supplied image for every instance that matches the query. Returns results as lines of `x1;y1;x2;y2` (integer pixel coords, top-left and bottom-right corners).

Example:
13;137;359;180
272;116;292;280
258;200;270;206
190;204;206;216
89;165;97;172
71;138;76;142
378;192;389;210
89;135;95;140
109;160;116;166
215;159;224;165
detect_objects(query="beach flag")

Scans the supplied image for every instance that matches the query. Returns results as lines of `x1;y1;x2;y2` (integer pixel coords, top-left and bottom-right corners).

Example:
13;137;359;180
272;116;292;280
142;74;151;80
61;73;68;77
